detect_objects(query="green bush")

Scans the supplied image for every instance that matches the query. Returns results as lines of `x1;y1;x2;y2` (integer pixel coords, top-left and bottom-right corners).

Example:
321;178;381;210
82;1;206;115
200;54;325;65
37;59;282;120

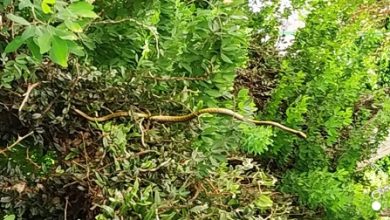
0;0;389;219
262;0;390;218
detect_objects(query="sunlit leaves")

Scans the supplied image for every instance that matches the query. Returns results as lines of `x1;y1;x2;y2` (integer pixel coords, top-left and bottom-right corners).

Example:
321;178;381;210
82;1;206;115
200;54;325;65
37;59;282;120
3;214;16;220
266;0;390;219
68;1;98;18
237;88;257;116
64;20;82;33
220;53;233;64
49;36;69;67
240;124;273;155
266;0;388;167
3;1;96;67
286;95;310;125
36;29;52;54
41;0;56;14
254;195;273;209
4;0;377;219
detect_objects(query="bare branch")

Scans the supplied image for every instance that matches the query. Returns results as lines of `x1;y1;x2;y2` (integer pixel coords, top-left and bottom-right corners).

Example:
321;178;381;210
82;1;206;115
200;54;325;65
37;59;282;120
0;131;34;155
19;82;41;113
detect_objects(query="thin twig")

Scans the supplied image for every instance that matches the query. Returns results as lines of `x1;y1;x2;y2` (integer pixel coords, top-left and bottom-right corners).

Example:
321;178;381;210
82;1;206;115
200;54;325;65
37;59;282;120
64;196;69;220
19;82;41;112
26;148;41;169
81;132;91;183
101;106;114;114
158;202;192;214
135;149;160;157
138;118;147;147
188;183;201;203
156;208;160;220
63;181;79;189
0;131;34;155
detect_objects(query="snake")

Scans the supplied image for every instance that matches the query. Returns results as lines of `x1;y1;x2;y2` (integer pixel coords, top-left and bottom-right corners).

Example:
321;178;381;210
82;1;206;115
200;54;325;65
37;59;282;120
73;107;307;138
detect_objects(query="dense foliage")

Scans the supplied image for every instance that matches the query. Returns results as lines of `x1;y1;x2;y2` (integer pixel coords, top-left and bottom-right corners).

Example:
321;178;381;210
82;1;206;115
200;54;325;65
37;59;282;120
0;0;389;219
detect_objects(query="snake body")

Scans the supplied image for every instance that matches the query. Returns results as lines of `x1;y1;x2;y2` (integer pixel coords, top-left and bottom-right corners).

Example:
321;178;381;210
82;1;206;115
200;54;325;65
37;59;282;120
73;107;307;138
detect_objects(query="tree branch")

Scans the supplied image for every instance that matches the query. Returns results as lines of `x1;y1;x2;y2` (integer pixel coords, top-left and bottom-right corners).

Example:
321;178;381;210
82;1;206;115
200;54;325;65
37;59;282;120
19;82;41;113
0;131;34;155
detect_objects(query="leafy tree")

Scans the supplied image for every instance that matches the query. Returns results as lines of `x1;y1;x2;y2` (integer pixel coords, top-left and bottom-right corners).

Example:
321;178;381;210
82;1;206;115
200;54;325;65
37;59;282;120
261;0;390;218
0;0;389;219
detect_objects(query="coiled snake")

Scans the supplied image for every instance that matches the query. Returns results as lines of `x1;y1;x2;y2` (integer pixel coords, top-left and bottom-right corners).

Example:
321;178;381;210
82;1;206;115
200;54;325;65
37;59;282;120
73;107;307;138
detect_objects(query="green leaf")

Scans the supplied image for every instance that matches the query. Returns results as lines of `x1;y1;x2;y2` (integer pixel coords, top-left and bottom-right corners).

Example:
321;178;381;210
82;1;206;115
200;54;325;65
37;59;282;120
222;46;237;52
6;14;30;25
41;0;56;14
64;20;83;33
41;4;52;13
3;214;15;220
220;53;233;64
26;39;42;61
21;26;36;40
49;36;69;67
3;0;13;7
36;31;52;54
55;28;78;40
254;194;273;208
205;89;220;97
67;41;85;56
100;205;115;216
4;36;25;53
180;63;192;73
68;1;98;18
79;33;95;50
18;0;34;9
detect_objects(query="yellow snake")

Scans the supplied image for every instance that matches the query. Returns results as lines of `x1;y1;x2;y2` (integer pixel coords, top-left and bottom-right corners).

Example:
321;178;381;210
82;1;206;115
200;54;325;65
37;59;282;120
73;107;307;138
